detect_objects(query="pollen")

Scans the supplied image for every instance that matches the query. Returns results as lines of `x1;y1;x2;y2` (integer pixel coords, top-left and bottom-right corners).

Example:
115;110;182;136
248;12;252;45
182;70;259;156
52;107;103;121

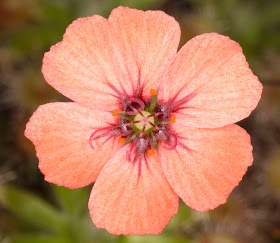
150;89;157;95
148;149;155;156
170;116;176;123
112;109;119;116
134;111;155;131
118;137;125;143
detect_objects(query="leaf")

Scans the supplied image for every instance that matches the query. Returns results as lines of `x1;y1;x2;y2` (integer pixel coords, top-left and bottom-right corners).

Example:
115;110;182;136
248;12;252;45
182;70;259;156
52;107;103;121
115;0;166;9
51;185;89;216
164;200;192;235
0;186;67;234
11;234;70;243
126;235;190;243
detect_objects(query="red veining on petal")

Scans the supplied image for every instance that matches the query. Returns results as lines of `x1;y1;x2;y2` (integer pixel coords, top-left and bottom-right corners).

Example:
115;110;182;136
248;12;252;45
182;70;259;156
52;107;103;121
167;92;197;112
126;145;134;163
106;82;128;100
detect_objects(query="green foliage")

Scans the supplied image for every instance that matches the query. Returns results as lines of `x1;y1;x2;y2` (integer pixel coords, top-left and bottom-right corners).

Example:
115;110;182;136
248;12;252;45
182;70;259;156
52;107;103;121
125;235;190;243
0;185;119;243
11;234;69;243
1;0;280;242
8;0;77;54
0;186;67;234
114;0;166;9
0;185;193;242
52;184;89;216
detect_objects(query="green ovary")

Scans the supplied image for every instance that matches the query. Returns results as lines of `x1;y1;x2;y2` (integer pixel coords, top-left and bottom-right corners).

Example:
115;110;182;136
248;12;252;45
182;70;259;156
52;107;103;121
134;111;154;131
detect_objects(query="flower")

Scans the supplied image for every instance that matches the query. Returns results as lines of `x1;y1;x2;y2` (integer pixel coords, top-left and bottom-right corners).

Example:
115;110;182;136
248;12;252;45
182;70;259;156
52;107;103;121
25;6;262;235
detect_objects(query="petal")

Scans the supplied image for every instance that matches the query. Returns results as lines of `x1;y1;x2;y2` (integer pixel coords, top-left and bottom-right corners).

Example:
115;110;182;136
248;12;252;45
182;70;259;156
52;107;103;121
25;102;122;189
158;33;263;128
159;124;253;211
108;7;180;100
88;146;178;235
42;7;180;110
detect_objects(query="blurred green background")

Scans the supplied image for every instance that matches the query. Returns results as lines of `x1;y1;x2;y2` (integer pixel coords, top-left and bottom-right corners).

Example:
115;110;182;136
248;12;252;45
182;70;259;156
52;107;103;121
0;0;280;242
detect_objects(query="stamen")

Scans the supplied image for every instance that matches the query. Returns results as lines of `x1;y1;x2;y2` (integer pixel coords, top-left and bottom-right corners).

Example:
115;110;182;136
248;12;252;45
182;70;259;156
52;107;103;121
112;109;119;116
148;89;158;112
162;132;178;150
157;121;171;125
147;149;155;156
150;131;158;149
92;90;184;159
118;137;125;143
150;89;157;95
125;130;141;144
119;115;134;121
170;116;176;123
156;116;176;125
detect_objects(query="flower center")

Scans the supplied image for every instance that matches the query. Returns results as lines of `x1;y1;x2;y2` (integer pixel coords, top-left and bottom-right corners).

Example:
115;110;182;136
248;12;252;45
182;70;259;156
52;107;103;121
134;111;154;131
89;87;197;161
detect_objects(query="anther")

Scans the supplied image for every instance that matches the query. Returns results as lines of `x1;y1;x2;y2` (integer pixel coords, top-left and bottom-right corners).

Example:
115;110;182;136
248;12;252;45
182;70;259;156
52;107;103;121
112;109;119;116
150;89;157;95
148;149;155;156
170;116;176;123
118;137;125;143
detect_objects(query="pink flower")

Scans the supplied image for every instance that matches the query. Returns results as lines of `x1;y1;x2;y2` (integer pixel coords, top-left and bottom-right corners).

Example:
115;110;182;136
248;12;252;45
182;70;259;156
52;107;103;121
25;7;262;235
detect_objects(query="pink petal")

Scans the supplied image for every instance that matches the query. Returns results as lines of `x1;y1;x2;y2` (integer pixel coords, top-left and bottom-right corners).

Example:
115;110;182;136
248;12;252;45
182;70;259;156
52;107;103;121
159;124;253;211
25;102;122;189
88;146;178;235
108;7;180;100
42;7;180;110
158;33;262;128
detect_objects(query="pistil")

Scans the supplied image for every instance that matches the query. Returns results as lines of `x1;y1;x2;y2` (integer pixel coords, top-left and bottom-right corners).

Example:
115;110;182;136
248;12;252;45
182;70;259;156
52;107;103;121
134;111;154;131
